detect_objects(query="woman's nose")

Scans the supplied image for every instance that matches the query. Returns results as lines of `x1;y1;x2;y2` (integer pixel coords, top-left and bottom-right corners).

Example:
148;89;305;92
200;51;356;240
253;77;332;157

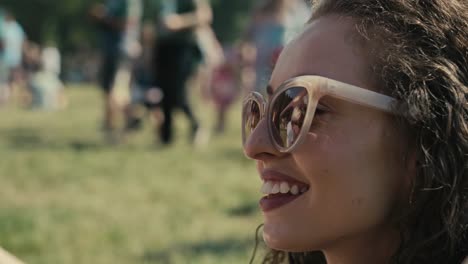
243;118;282;160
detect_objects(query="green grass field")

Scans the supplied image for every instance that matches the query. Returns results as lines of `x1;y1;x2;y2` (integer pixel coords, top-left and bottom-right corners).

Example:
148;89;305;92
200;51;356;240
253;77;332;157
0;85;264;264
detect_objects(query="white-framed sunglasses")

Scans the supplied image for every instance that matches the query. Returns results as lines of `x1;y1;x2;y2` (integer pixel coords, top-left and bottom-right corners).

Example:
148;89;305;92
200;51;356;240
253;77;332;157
242;75;399;153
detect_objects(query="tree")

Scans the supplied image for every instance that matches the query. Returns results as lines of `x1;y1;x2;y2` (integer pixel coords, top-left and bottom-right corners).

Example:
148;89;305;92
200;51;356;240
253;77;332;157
1;0;254;53
2;0;99;50
211;0;254;44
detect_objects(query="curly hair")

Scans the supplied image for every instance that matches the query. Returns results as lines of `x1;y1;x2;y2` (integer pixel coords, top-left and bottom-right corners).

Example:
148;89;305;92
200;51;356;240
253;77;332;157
255;0;468;263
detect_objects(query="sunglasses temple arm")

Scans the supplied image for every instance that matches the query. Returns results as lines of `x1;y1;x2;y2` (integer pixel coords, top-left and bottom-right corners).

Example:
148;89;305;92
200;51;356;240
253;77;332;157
324;81;398;113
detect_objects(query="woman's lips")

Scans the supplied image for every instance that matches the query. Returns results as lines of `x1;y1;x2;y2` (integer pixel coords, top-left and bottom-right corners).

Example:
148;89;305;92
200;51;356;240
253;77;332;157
260;169;308;186
260;193;304;212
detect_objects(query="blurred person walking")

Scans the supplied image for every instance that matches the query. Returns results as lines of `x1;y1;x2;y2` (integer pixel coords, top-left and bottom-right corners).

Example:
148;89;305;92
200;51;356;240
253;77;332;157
208;46;242;135
243;0;290;96
153;0;212;145
89;0;129;142
195;20;232;135
2;10;25;104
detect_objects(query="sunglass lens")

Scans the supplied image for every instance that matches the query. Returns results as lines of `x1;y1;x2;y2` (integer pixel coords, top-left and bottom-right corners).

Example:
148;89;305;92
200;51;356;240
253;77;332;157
243;99;261;144
270;87;308;148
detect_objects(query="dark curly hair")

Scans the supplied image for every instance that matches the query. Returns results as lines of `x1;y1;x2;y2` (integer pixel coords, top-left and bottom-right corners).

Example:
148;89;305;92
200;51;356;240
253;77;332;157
252;0;468;263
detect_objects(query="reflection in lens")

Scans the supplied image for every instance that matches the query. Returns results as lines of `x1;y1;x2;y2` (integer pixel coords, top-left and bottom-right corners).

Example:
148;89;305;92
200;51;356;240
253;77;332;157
243;100;261;143
271;87;308;148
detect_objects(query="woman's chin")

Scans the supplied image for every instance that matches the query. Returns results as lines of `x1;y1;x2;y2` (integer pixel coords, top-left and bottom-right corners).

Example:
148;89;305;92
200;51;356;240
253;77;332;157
262;232;287;251
262;225;304;252
262;223;323;252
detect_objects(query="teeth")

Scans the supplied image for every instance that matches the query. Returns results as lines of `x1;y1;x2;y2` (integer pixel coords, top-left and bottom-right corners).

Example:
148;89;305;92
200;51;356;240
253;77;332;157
261;181;307;196
261;181;273;194
271;183;280;194
280;182;289;193
291;185;299;195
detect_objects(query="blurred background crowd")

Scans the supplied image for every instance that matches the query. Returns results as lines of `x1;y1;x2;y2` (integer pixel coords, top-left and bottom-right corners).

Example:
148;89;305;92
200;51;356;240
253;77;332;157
0;0;310;146
0;0;311;263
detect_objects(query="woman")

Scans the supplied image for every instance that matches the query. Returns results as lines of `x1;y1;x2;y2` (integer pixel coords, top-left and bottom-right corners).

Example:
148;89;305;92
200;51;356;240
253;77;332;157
242;0;468;263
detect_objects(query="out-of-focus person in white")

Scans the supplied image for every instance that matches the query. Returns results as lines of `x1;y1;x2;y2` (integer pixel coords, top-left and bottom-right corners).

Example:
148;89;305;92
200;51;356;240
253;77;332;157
28;45;67;110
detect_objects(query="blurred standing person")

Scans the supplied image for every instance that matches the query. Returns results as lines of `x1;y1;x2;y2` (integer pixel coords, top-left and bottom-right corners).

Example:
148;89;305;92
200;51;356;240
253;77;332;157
208;47;242;135
89;0;128;142
196;20;224;100
243;0;290;96
2;10;26;102
0;9;8;105
195;15;227;135
21;41;41;107
153;0;212;145
22;41;42;82
113;0;142;113
29;45;67;110
41;46;61;77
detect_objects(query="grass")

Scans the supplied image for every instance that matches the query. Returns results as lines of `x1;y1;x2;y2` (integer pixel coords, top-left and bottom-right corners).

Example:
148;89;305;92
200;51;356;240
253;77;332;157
0;85;265;264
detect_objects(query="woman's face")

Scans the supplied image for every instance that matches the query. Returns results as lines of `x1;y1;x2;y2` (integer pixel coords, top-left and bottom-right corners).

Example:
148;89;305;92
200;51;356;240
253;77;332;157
244;15;410;252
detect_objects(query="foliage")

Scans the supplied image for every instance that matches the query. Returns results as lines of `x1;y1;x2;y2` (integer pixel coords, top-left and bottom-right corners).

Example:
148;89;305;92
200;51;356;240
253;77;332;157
210;0;255;44
1;0;99;51
0;0;255;52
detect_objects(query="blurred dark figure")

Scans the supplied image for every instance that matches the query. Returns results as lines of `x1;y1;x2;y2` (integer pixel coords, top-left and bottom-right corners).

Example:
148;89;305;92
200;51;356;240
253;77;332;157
124;23;164;138
89;0;128;141
20;41;41;106
153;0;212;145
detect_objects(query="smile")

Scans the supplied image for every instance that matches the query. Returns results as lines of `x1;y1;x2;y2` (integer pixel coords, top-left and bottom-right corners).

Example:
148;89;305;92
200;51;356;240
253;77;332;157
259;174;310;212
261;181;308;195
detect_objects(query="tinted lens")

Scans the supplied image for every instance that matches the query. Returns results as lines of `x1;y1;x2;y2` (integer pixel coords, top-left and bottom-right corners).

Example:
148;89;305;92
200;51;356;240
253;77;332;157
243;99;261;144
270;87;309;148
